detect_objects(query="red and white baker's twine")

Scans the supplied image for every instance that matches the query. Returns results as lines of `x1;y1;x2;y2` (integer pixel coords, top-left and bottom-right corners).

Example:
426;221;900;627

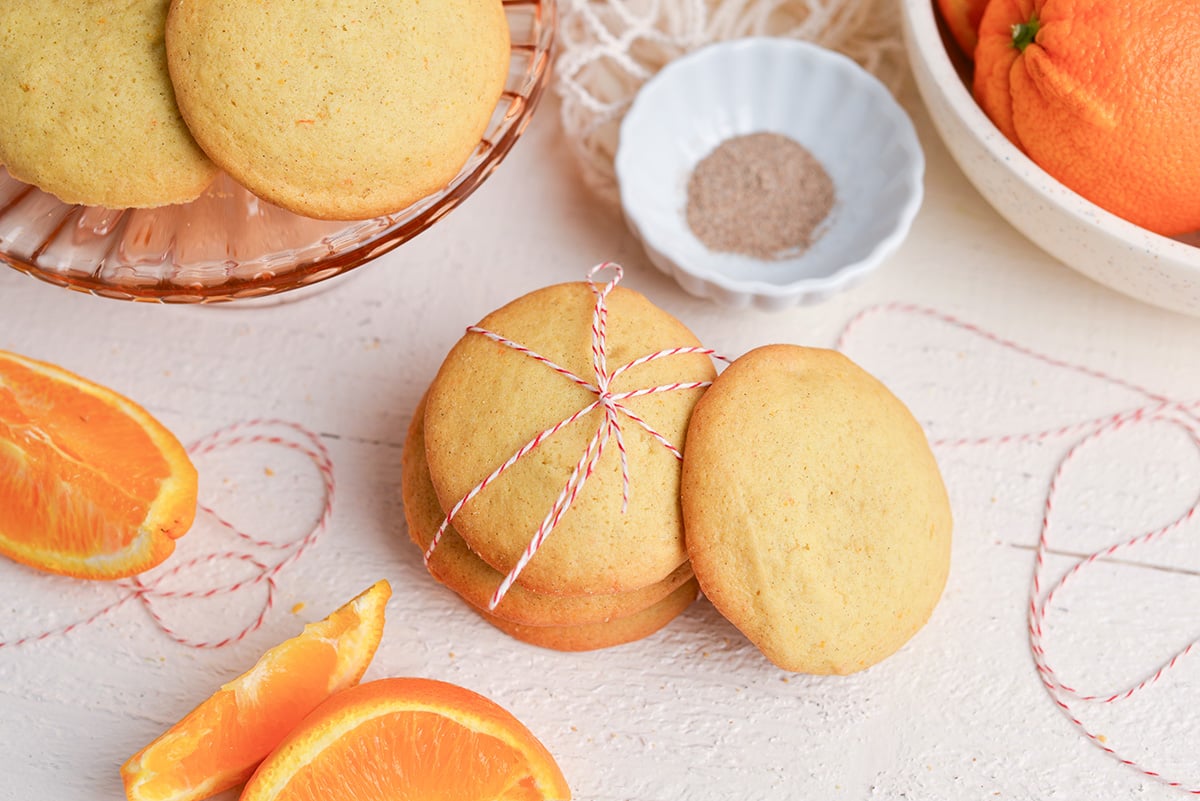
0;419;334;650
424;262;728;609
841;303;1200;794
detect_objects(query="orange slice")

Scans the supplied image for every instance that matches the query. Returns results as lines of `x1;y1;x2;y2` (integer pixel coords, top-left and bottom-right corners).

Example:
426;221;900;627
121;579;392;801
0;349;197;579
240;677;572;801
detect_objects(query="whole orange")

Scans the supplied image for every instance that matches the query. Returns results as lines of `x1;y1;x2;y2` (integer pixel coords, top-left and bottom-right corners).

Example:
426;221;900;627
973;0;1200;237
935;0;990;58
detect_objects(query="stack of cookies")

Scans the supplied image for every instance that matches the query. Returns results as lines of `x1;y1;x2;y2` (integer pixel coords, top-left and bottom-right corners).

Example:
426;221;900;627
401;279;715;651
0;0;509;218
404;269;954;672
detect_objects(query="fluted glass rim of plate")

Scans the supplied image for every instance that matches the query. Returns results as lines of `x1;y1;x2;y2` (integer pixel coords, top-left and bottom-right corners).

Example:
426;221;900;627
615;37;925;312
0;0;555;304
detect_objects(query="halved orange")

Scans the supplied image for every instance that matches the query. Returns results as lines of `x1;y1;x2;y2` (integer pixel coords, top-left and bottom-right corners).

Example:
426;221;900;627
121;579;392;801
241;677;572;801
0;349;197;579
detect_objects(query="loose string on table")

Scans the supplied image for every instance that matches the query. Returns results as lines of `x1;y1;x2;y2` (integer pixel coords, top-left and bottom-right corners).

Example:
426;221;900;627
839;302;1200;795
424;262;729;610
0;419;334;651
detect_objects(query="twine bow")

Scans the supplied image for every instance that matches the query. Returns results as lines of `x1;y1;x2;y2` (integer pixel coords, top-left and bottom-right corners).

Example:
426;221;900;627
424;263;725;609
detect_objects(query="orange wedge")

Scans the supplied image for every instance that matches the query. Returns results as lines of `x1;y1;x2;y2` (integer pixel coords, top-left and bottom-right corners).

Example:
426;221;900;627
240;677;572;801
0;349;197;579
121;580;392;801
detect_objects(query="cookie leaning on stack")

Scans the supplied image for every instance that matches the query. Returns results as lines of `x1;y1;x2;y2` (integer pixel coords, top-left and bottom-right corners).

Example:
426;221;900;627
681;345;953;675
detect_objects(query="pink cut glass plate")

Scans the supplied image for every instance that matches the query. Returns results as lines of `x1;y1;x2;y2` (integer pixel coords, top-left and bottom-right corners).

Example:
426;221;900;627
0;0;555;304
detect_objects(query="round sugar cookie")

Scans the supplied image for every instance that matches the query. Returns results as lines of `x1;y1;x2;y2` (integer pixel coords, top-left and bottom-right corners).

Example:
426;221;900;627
165;0;510;220
424;280;716;596
0;0;217;208
681;345;952;675
472;579;700;652
401;394;695;627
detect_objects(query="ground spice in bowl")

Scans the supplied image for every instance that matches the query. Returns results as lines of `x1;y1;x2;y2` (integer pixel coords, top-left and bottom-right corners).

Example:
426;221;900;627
685;132;835;260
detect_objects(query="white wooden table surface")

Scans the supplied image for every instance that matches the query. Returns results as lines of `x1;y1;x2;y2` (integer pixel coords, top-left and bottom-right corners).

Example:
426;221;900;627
4;85;1200;801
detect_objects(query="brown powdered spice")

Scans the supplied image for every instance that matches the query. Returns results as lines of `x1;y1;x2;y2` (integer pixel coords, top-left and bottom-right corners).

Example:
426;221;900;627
685;132;835;260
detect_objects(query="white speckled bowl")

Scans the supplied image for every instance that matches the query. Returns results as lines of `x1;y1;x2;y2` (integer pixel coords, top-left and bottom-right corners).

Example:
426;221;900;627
615;38;924;312
902;0;1200;316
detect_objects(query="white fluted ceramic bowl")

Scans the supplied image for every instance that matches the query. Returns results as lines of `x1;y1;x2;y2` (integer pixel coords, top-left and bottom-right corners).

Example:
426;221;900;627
615;38;924;311
902;0;1200;316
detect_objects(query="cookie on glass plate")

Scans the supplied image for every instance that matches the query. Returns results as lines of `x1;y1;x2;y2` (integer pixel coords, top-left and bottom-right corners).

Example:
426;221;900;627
681;344;952;675
165;0;510;220
0;0;217;208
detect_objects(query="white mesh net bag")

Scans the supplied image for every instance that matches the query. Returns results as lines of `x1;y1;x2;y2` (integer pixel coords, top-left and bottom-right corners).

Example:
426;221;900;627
554;0;908;204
